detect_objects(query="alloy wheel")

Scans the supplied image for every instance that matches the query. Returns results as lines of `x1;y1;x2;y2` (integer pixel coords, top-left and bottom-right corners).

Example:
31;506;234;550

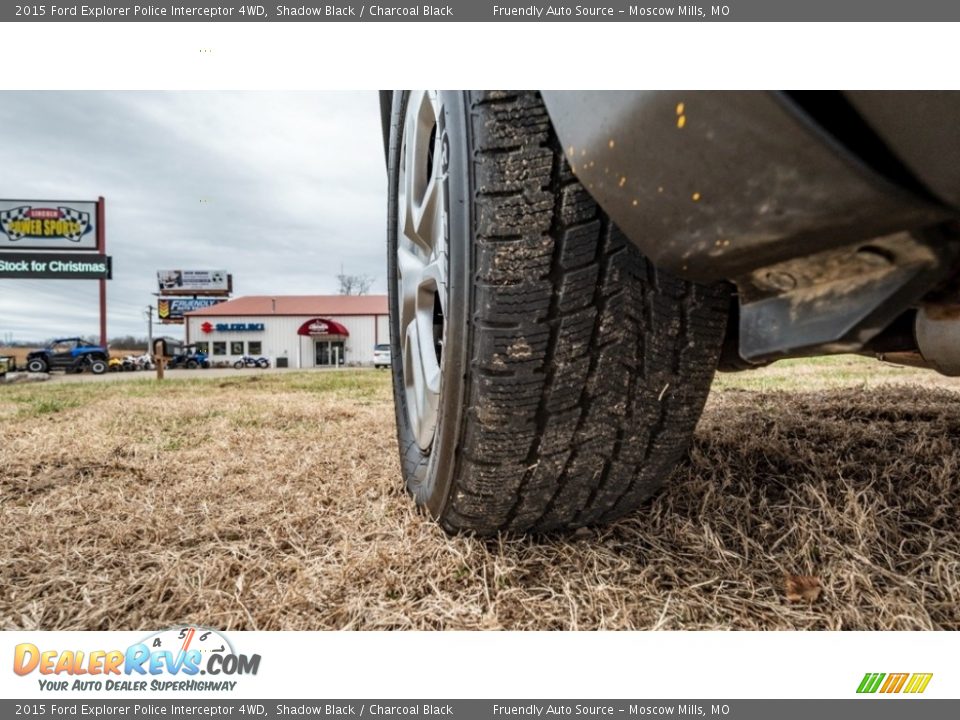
396;91;449;452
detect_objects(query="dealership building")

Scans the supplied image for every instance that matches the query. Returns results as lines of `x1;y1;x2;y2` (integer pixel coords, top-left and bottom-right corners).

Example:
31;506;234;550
184;295;389;368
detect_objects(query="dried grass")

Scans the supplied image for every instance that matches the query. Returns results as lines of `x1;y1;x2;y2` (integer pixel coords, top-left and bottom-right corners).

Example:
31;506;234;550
2;360;959;630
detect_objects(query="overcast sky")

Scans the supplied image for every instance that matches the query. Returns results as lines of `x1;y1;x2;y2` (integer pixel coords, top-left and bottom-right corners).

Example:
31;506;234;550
0;92;386;342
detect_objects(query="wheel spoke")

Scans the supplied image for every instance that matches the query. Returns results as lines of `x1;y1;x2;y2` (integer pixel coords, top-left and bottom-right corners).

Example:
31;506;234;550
413;173;439;249
403;320;440;449
402;91;437;255
397;243;424;345
422;252;447;317
414;281;441;397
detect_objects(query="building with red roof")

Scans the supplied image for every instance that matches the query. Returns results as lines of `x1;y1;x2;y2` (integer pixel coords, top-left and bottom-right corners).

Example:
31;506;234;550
184;295;389;368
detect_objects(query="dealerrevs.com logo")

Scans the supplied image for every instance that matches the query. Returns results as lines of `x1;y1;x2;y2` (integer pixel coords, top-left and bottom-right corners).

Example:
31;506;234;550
13;627;261;693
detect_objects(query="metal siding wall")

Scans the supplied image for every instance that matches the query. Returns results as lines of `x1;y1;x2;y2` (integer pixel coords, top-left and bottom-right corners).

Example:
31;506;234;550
377;315;391;345
332;315;375;364
185;316;299;365
184;314;390;366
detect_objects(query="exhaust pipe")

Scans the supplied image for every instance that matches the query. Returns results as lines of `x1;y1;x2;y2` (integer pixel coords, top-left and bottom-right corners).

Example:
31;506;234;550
915;306;960;376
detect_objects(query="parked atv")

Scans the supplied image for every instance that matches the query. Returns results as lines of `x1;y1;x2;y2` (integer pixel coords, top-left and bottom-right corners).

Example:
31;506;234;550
168;345;210;370
132;353;156;371
109;356;138;372
234;355;270;369
26;338;109;375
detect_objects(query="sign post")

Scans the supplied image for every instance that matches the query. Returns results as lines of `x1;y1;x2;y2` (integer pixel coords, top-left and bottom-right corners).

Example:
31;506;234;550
154;339;166;381
97;197;107;349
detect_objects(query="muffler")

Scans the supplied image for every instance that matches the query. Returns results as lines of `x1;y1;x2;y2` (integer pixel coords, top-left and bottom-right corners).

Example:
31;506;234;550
915;306;960;376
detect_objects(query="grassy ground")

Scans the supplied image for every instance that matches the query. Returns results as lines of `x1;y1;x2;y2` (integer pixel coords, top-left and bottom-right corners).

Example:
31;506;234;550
2;357;959;630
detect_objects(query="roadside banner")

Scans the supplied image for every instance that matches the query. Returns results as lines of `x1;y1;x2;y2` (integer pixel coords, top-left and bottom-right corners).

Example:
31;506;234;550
0;253;111;279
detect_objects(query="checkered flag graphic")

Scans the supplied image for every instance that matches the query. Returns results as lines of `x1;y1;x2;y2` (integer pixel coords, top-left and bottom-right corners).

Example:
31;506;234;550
0;206;30;241
59;206;91;241
0;205;91;242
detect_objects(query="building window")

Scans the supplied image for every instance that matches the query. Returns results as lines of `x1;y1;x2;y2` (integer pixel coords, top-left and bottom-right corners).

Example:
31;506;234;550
213;342;226;356
230;341;244;355
248;341;262;355
193;342;209;355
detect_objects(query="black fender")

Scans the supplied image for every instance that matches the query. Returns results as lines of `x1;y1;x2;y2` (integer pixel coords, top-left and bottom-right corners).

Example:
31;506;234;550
540;90;957;283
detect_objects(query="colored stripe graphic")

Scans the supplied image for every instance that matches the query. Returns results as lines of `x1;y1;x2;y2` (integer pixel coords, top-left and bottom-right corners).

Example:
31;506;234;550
880;673;909;693
857;672;932;694
857;673;885;693
904;673;933;694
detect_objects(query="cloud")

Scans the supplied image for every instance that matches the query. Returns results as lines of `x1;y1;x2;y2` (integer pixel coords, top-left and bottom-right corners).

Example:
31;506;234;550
0;91;386;342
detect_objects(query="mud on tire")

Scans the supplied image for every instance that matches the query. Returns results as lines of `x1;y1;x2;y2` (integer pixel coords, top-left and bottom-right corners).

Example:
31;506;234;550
388;91;730;535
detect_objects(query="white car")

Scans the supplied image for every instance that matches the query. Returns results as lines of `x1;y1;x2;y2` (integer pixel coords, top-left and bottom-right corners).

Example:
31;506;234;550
373;344;392;369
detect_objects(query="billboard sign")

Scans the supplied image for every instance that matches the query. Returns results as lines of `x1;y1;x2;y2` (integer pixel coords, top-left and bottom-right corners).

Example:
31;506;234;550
0;253;111;280
158;297;226;322
0;200;98;251
157;269;230;295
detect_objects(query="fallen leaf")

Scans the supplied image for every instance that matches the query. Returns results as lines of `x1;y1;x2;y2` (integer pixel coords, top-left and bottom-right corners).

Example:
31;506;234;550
785;575;822;603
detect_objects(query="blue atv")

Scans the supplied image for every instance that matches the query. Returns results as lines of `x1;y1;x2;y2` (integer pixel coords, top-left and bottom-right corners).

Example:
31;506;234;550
167;344;210;370
26;338;110;375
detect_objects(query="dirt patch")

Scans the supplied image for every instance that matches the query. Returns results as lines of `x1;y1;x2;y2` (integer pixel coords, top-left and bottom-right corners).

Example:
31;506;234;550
1;364;958;630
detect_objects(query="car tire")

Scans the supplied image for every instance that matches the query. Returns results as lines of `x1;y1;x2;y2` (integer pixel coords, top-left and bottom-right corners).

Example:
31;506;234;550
89;359;108;375
27;359;47;373
186;360;200;369
387;91;731;535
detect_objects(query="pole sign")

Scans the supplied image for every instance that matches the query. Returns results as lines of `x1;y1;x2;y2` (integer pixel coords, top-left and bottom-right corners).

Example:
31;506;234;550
0;197;110;348
0;253;111;279
158;269;230;295
158;297;225;323
0;200;98;251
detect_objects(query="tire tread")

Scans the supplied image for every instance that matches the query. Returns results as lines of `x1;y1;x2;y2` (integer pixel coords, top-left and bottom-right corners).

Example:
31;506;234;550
439;91;729;534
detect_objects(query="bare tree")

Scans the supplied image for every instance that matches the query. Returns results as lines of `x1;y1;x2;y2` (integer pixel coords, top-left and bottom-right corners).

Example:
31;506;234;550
337;265;374;295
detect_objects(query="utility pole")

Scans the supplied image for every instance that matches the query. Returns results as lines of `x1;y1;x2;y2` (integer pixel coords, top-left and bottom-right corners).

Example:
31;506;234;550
145;305;154;353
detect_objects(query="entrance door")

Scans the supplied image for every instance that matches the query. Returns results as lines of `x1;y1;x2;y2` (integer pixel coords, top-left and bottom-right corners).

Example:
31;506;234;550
315;340;345;366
